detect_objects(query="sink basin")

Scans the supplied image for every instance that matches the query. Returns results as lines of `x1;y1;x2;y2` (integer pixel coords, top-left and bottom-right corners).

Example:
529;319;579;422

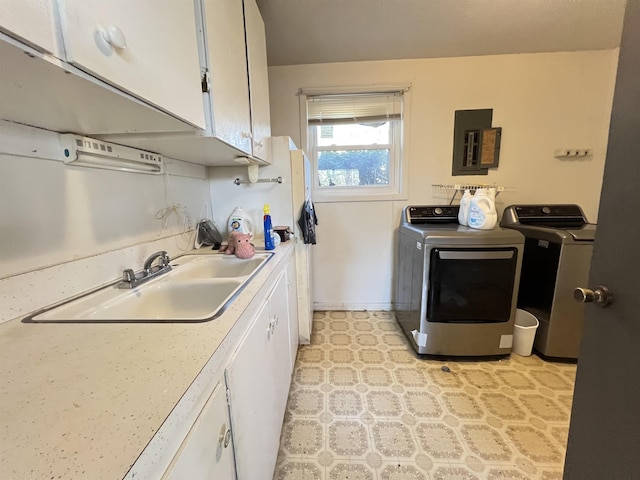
24;252;273;323
170;253;271;280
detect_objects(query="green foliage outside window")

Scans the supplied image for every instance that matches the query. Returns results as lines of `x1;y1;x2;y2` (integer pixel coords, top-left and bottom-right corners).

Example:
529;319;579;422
317;149;390;187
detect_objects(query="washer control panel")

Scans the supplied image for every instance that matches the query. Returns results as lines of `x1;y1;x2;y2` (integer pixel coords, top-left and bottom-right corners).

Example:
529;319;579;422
406;205;460;224
501;204;588;228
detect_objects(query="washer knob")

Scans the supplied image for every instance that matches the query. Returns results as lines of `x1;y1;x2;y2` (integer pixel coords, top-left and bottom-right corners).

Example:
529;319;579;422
541;206;551;214
434;207;443;215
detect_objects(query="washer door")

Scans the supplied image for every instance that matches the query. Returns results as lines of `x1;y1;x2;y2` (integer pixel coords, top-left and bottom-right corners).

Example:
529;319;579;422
427;248;518;323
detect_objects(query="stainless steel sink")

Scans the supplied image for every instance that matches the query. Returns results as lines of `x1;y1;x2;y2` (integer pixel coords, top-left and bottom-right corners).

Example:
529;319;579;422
23;253;273;323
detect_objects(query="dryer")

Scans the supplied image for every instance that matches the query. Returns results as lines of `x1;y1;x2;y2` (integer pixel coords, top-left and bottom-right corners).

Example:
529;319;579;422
501;204;596;359
395;205;525;356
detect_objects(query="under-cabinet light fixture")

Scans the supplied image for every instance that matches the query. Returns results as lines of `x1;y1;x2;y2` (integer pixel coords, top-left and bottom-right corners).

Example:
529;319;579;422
60;134;164;174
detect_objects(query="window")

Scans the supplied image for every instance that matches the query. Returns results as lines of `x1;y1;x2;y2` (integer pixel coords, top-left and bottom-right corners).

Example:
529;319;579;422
301;88;409;202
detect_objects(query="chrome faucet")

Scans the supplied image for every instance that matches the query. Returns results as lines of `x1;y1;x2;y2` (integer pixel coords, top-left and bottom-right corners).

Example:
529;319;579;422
118;251;172;289
143;251;171;274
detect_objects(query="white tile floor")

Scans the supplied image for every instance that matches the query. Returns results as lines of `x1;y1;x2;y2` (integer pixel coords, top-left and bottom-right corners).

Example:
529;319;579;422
273;311;576;480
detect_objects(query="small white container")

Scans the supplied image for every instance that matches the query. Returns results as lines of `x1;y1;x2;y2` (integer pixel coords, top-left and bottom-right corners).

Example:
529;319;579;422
512;309;539;356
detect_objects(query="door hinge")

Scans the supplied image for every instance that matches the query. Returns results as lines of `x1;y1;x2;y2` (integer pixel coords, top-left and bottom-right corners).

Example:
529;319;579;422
225;387;231;406
201;68;210;93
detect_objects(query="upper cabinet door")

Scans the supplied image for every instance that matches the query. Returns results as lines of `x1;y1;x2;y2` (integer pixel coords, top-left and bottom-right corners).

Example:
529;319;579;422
56;0;206;129
0;0;62;56
203;0;252;155
244;0;271;162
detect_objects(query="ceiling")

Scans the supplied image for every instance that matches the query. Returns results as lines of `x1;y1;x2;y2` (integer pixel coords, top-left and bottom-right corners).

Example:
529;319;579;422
255;0;627;66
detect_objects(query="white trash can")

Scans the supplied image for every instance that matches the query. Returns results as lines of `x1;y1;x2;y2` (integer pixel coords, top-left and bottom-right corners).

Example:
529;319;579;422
512;309;539;356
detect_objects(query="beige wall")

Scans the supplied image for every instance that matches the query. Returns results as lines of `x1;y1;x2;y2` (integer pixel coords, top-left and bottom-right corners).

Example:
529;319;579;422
0;122;212;323
267;50;618;309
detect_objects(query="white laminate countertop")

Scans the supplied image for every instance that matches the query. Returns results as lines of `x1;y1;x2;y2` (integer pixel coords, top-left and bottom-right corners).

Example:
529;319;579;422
0;242;295;479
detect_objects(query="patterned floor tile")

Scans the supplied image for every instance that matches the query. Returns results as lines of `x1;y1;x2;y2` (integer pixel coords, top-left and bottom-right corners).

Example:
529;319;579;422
273;311;577;480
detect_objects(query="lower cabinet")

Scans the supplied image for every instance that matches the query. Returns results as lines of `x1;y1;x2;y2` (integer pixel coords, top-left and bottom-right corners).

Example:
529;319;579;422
161;261;298;480
225;269;293;480
162;380;235;480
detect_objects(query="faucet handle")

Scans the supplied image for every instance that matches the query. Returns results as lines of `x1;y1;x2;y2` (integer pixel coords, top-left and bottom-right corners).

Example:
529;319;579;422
159;251;170;266
122;269;135;282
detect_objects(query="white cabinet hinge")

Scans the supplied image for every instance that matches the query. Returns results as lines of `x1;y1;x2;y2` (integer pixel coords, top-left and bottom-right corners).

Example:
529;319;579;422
201;68;210;93
225;387;231;406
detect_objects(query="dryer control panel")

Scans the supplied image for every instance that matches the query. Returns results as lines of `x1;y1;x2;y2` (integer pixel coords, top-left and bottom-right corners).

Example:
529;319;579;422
405;205;460;224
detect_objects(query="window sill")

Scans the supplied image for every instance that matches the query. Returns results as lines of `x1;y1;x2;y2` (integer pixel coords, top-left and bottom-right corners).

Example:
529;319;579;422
313;189;408;203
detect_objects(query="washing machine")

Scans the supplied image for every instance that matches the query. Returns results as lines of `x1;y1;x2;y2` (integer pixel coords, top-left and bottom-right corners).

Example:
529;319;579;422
394;205;525;356
501;204;596;360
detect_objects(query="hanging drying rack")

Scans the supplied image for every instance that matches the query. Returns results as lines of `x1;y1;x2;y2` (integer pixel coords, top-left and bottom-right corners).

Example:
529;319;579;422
431;183;513;205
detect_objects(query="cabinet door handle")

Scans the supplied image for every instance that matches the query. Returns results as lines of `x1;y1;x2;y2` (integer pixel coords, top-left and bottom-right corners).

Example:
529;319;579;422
101;25;127;50
218;424;231;448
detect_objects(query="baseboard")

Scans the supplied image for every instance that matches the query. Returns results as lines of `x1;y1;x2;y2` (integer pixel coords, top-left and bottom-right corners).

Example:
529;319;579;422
312;302;393;311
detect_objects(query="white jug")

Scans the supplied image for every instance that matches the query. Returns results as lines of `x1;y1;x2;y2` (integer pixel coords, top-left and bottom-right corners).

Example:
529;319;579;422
227;207;255;237
468;188;497;230
458;189;472;226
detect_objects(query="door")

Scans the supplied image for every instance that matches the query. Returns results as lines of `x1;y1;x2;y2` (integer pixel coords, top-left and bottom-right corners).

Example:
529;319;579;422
563;3;640;478
244;0;271;161
163;380;235;480
57;0;205;128
0;0;61;56
225;273;291;480
201;0;252;154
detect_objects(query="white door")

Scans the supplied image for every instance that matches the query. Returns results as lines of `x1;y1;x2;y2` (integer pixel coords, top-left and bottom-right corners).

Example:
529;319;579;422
225;299;278;480
163;380;235;480
244;0;271;162
563;2;640;478
269;270;295;412
57;0;205;128
0;0;61;56
202;0;252;153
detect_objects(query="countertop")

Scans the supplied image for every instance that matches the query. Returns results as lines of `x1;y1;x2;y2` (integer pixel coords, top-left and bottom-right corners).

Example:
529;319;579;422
0;242;295;479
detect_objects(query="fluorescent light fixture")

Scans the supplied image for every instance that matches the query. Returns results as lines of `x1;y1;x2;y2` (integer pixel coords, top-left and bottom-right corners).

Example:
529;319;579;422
60;134;164;174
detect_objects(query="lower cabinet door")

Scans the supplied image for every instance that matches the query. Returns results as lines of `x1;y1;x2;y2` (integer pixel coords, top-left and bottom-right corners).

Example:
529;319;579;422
226;272;291;480
163;380;235;480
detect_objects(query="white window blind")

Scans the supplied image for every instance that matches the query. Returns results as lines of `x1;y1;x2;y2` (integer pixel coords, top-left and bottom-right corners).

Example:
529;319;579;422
307;92;403;126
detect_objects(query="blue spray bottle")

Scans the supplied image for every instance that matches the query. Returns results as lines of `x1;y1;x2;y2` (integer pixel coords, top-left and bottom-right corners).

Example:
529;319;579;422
263;204;275;250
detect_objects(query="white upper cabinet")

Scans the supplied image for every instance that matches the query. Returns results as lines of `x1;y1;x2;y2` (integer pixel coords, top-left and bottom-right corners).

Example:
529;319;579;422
244;0;271;162
198;0;272;162
0;0;61;56
0;1;205;134
201;0;253;155
93;0;273;165
56;0;206;129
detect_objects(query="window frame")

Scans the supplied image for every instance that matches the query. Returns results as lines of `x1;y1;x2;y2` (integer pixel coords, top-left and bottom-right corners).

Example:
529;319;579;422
299;86;410;203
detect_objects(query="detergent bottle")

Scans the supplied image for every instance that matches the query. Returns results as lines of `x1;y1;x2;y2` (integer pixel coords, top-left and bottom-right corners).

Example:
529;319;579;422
467;188;497;230
227;207;255;237
263;204;275;250
458;189;472;226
